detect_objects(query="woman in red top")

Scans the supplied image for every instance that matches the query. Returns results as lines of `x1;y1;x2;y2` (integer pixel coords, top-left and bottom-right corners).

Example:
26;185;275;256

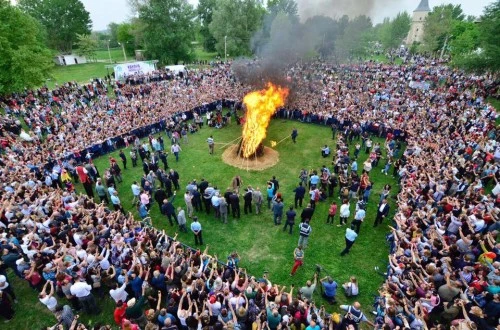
114;301;128;326
326;202;337;225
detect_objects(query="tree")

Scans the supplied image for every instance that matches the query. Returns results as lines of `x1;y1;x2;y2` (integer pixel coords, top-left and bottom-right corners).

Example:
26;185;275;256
0;0;53;94
422;4;465;53
302;15;340;58
197;0;217;52
335;15;373;60
117;23;136;56
267;0;299;24
209;0;266;57
18;0;92;53
138;0;196;64
108;22;120;48
75;34;98;62
448;21;480;57
452;1;500;73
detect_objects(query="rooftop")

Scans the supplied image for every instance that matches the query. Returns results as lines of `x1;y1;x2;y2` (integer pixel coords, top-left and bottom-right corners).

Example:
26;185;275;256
414;0;431;12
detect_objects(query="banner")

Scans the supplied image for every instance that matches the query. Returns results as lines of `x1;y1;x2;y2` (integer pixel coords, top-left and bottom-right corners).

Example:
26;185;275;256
409;80;430;90
114;61;156;80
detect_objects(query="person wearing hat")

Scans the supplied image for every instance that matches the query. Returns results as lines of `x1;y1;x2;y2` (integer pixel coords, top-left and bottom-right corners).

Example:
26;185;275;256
191;217;203;245
0;275;16;304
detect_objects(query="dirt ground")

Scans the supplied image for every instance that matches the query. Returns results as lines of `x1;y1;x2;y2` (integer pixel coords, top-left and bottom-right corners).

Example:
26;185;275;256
221;144;279;171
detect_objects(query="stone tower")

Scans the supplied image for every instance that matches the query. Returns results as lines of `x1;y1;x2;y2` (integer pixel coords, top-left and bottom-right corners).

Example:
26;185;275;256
406;0;431;45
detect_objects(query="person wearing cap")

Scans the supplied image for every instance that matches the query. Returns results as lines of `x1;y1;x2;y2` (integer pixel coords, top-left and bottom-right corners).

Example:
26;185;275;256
191;217;203;245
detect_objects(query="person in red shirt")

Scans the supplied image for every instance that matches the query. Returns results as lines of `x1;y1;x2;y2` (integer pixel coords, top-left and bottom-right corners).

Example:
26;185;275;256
326;202;337;225
114;301;128;326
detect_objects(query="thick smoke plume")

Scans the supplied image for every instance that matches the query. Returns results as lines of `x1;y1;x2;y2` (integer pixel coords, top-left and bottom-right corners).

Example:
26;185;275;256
232;0;398;92
297;0;399;21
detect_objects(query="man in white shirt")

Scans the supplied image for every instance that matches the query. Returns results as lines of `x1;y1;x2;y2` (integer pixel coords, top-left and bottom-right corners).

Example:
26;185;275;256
39;281;58;312
110;277;129;303
131;181;141;203
70;278;99;314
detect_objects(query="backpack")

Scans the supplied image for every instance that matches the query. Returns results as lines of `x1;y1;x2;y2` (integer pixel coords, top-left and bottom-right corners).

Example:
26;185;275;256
314;190;320;201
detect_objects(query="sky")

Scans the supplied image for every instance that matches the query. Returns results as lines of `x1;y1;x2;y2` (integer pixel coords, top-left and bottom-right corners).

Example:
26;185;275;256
80;0;494;31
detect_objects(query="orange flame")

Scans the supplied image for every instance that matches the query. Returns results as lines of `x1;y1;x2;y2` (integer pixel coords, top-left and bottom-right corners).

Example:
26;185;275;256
241;83;289;158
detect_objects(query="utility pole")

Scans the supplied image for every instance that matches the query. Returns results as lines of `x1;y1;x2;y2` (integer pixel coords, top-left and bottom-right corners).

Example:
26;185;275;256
107;40;112;63
439;35;450;61
119;42;127;62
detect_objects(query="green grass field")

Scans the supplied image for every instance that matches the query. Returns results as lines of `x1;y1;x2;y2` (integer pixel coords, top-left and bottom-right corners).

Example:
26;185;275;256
46;63;111;89
6;119;397;329
193;46;218;62
94;48;128;63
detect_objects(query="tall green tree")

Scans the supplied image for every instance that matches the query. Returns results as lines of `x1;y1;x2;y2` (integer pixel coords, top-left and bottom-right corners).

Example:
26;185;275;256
18;0;92;53
381;12;411;49
302;15;340;58
117;23;136;56
267;0;299;24
108;22;120;48
422;4;465;53
75;34;98;61
197;0;217;52
138;0;196;64
452;0;500;73
0;0;53;94
335;15;373;60
448;21;480;57
209;0;266;57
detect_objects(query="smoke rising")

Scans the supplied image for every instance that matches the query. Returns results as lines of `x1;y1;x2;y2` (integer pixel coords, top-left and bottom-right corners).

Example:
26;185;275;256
296;0;399;22
232;0;397;93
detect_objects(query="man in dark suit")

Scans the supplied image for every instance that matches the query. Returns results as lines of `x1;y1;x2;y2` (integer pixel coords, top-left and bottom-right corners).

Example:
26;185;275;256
374;199;390;227
293;182;306;208
300;203;315;222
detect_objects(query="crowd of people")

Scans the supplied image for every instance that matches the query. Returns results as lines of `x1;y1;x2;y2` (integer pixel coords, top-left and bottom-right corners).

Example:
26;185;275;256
0;54;499;330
